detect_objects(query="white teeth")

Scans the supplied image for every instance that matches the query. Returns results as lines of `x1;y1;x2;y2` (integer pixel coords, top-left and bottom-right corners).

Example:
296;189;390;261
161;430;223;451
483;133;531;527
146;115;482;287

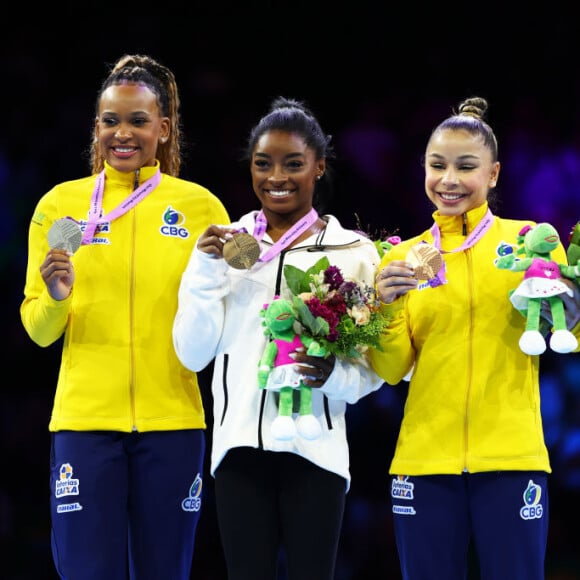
115;147;134;153
440;193;463;200
268;190;290;197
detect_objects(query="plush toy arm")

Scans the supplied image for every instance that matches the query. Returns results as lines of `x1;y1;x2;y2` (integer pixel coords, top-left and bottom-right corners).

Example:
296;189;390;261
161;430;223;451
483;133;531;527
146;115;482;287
498;255;536;272
569;244;580;267
300;335;327;358
495;254;517;270
258;342;278;388
560;260;580;281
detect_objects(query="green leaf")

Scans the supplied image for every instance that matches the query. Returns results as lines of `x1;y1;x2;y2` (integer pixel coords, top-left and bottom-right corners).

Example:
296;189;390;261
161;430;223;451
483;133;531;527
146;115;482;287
292;296;329;336
284;265;307;295
304;257;330;279
284;257;330;294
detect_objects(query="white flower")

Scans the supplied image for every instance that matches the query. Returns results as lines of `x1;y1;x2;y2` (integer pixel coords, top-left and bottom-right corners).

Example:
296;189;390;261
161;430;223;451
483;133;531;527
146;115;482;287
349;304;371;326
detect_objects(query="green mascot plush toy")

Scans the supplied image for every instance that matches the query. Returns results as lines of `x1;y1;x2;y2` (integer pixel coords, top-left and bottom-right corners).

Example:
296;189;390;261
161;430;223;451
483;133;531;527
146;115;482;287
495;222;579;355
258;297;326;441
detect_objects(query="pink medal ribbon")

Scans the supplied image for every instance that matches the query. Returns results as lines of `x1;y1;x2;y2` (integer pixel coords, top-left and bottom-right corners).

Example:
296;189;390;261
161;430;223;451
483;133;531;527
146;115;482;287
81;169;162;245
428;209;494;286
250;207;319;263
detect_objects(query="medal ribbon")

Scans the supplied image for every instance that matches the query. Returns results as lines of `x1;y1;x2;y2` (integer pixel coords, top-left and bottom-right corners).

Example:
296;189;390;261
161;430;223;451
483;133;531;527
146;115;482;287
428;209;494;285
81;169;162;245
251;207;319;263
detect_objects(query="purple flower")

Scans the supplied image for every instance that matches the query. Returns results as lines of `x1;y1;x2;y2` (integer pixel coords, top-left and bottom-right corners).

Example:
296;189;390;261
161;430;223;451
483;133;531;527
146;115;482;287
323;266;344;290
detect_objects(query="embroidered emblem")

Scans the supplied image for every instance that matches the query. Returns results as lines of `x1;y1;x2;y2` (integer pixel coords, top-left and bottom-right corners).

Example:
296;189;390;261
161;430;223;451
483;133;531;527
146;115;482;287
391;475;414;500
57;502;83;513
77;209;111;245
392;504;416;515
181;473;202;512
520;479;544;520
55;463;79;498
160;206;189;239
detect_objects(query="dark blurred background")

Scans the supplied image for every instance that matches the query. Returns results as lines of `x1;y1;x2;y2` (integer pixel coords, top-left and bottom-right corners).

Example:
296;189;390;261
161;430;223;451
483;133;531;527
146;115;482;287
3;4;580;579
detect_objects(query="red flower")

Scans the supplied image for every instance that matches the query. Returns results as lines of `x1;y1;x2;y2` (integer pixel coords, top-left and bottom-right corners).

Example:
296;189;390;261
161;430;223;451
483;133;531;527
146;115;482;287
304;296;341;341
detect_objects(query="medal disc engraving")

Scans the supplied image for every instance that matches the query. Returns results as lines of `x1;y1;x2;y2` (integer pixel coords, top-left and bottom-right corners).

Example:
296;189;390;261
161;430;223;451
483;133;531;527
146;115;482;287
47;218;83;254
223;232;261;269
406;243;443;280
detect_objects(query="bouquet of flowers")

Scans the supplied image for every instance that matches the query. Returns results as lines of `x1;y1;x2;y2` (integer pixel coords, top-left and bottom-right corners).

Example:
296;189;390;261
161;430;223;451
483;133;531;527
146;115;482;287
281;257;386;359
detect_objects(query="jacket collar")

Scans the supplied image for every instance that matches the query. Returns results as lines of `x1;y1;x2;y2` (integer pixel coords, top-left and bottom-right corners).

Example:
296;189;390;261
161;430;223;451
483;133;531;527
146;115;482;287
102;160;161;186
433;202;490;235
235;211;365;248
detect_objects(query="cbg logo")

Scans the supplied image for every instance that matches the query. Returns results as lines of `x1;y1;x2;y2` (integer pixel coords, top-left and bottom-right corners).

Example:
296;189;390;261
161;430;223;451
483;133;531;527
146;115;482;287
182;474;202;512
161;206;189;239
520;479;543;520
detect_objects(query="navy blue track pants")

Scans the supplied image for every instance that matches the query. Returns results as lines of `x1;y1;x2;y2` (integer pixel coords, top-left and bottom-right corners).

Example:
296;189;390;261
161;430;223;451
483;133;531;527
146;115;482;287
390;471;549;580
50;430;205;580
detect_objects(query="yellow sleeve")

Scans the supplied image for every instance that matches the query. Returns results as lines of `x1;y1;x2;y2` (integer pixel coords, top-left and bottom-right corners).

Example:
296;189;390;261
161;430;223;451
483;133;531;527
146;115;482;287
368;247;415;385
20;193;72;347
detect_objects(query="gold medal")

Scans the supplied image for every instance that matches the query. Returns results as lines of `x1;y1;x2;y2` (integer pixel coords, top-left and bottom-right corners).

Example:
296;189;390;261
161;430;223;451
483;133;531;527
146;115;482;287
406;243;443;280
223;232;261;269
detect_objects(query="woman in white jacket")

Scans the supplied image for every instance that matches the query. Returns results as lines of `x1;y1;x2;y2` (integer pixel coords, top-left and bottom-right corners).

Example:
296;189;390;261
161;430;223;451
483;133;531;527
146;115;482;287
173;96;384;580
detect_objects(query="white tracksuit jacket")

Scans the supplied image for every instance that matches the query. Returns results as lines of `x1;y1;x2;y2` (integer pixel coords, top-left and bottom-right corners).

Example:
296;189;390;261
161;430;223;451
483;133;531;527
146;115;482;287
173;212;385;490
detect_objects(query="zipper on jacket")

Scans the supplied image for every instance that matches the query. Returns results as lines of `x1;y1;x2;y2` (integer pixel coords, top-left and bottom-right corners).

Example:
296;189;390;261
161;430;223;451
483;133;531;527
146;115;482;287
463;249;474;470
130;183;138;430
258;390;267;448
220;354;229;427
462;213;468;236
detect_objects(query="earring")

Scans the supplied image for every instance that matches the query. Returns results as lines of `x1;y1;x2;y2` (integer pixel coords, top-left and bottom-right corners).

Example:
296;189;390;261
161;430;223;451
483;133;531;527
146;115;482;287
316;173;323;181
160;137;167;144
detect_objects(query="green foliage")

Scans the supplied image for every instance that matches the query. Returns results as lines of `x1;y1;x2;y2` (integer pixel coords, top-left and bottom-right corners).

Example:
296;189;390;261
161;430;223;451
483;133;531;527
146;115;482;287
284;257;330;295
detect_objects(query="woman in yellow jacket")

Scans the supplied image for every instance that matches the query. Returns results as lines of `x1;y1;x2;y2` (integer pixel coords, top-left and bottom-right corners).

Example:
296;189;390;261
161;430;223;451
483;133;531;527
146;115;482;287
20;54;230;580
370;96;580;580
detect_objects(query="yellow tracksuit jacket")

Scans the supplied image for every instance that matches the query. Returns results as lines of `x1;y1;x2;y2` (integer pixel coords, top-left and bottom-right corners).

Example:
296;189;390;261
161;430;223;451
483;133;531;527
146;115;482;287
369;203;580;476
21;161;230;432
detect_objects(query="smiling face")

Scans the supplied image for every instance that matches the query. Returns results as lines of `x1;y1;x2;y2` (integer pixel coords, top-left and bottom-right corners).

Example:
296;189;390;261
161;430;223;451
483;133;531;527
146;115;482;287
264;297;296;337
251;129;325;221
95;82;169;173
424;128;500;216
